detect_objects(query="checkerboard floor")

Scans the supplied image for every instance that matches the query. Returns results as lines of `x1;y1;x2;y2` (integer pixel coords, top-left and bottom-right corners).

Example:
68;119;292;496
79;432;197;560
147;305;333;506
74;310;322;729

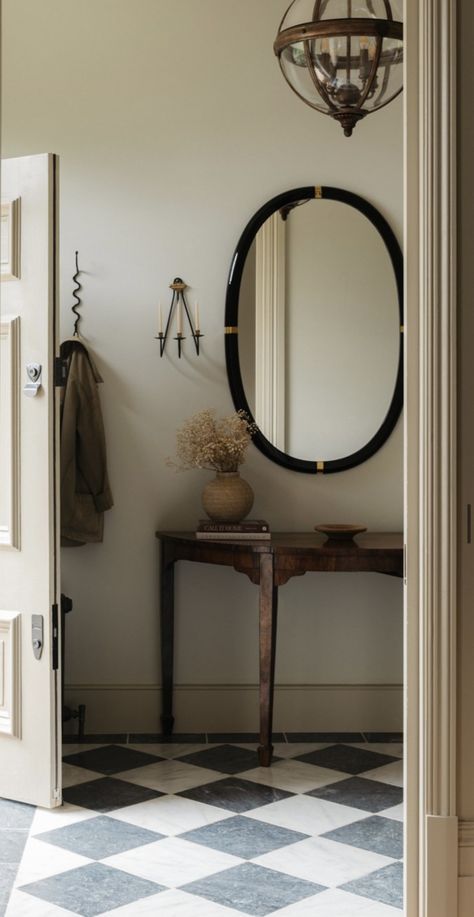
4;738;404;916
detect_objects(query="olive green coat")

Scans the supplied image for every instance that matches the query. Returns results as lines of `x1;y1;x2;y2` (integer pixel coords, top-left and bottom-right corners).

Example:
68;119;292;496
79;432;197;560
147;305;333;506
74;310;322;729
60;340;113;546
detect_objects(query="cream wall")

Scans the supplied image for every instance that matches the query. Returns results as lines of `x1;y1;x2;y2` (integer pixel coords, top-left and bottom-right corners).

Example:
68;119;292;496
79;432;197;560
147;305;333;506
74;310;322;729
1;0;403;733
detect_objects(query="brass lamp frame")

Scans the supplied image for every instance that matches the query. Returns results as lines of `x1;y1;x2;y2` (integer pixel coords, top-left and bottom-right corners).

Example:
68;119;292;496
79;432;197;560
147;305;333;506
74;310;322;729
274;2;403;137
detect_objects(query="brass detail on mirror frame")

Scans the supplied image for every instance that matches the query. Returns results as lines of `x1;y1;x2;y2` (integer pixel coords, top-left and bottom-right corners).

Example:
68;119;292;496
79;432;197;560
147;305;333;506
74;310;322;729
224;185;404;475
400;325;405;333
315;186;323;198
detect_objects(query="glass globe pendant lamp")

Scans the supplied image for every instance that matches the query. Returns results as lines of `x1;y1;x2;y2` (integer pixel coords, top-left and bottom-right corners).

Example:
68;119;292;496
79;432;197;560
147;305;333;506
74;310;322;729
274;0;403;137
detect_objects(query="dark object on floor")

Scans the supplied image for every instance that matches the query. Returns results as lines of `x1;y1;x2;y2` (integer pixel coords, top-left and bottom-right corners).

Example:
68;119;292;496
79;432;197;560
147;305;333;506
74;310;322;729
61;593;86;738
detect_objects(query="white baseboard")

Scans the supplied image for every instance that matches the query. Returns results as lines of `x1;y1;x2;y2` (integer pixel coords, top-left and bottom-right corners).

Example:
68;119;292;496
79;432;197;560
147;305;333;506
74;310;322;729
63;682;402;734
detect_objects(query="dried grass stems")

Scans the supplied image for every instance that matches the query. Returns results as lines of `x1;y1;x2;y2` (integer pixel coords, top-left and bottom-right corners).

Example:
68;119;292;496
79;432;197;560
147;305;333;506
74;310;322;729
169;409;257;473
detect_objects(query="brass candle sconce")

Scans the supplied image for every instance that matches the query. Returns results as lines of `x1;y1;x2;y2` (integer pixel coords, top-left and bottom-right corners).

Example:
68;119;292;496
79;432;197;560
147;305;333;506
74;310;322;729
155;277;203;358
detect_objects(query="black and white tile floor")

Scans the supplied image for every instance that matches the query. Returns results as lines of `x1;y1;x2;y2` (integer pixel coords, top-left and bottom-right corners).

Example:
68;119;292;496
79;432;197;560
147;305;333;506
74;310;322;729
4;736;403;917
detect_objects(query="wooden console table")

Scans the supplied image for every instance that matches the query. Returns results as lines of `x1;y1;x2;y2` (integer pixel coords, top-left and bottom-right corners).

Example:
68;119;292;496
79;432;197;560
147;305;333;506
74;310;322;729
156;532;403;766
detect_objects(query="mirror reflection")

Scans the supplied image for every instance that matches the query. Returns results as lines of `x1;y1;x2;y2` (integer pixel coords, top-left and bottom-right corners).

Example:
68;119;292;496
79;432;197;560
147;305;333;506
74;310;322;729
239;198;400;462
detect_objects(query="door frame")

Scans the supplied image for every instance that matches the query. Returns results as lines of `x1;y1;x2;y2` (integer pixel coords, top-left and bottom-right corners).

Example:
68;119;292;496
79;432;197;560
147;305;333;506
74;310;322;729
405;0;458;914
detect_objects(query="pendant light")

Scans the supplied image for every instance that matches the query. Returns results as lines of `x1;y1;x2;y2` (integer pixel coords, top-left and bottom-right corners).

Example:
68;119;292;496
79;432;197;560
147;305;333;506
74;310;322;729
274;0;403;137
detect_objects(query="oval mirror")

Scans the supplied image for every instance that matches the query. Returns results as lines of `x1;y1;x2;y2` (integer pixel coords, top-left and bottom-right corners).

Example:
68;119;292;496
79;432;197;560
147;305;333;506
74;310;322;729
225;186;403;474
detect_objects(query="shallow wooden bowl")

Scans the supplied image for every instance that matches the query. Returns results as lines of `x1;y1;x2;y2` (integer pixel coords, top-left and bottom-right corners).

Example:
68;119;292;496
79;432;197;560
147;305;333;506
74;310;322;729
314;524;367;541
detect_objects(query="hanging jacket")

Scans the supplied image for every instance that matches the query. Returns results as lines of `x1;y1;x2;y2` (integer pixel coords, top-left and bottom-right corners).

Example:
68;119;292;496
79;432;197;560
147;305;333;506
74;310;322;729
60;339;113;546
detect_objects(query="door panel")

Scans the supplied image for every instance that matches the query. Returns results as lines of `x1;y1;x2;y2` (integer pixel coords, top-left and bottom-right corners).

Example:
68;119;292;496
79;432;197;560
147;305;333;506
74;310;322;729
0;153;61;807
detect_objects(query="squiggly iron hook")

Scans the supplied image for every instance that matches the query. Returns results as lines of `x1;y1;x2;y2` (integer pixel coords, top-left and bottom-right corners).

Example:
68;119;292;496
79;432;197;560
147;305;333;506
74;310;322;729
71;251;82;336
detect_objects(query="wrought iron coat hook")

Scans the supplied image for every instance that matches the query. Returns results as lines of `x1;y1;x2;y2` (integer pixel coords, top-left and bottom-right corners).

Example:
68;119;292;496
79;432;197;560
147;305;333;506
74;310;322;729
71;251;82;336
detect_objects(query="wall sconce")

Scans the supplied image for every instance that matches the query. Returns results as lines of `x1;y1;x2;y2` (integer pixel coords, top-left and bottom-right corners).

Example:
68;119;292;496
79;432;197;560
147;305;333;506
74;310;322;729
274;0;403;137
155;277;203;358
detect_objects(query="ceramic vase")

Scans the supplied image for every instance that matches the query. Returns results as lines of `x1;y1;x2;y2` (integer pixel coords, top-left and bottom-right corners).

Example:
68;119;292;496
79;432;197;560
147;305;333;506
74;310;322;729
202;471;254;522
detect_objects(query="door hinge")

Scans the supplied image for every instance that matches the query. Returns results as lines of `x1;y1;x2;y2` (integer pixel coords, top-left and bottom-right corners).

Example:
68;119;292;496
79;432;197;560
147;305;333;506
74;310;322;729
403;543;407;585
52;603;59;670
54;357;68;387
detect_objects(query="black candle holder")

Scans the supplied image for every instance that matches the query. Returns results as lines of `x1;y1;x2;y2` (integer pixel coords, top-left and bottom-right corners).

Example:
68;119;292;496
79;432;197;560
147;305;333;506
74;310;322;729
155;278;203;358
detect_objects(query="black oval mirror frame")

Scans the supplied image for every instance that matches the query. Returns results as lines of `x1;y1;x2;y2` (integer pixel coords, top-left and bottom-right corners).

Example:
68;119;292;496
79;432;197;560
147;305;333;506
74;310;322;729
225;186;404;474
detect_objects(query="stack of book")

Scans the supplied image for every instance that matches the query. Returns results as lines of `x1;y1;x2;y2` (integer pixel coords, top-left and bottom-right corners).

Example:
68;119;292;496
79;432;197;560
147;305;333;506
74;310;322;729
196;520;271;540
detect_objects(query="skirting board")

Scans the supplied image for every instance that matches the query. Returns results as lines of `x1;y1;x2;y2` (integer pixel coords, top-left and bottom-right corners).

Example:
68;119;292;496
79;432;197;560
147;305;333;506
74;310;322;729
63;683;402;734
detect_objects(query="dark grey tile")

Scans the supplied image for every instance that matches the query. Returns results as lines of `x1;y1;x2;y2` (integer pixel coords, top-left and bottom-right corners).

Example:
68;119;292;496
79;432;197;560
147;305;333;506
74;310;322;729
179;777;293;813
37;815;164;860
20;863;164;917
63;744;163;776
0;863;19;902
129;733;206;743
62;734;128;745
295;744;399;775
322;815;403;859
63;777;163;813
287;733;365;743
364;733;403;743
0;798;35;830
183;863;326;916
0;829;29;863
180;815;308;859
342;861;404;909
177;744;264;775
207;734;285;743
307;776;403;813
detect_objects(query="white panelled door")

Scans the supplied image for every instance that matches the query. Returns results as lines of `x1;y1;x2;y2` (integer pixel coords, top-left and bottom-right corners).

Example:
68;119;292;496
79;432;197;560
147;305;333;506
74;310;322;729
0;154;61;807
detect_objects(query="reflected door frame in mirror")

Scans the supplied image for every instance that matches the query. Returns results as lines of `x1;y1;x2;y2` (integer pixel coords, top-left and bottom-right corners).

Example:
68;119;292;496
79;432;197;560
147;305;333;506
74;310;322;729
225;186;404;474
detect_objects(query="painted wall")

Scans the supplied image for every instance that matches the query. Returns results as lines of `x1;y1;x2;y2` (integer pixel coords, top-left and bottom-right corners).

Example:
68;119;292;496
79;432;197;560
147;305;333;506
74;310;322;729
1;0;403;732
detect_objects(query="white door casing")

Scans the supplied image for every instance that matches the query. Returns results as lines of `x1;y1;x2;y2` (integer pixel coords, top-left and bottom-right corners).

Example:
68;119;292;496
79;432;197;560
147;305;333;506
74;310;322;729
405;0;459;915
0;153;61;808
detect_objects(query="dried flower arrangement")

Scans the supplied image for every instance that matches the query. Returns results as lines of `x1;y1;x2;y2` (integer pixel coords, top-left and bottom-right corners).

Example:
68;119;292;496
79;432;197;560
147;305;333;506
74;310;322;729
170;409;256;473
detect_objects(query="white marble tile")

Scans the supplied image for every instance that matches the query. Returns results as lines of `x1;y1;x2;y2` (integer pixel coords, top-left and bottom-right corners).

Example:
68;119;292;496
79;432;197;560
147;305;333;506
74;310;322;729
61;763;102;788
379;802;404;822
30;801;93;835
272;887;383;915
242;760;347;794
254;835;394;888
104;836;242;887
6;887;76;916
361;760;404;788
102;887;243;916
249;794;368;836
13;836;92;888
111;794;231;835
125;743;214;759
115;759;223;794
270;743;332;759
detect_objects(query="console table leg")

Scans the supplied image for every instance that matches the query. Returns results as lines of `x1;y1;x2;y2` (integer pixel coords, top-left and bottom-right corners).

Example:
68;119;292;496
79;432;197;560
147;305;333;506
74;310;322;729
160;551;175;736
258;552;278;767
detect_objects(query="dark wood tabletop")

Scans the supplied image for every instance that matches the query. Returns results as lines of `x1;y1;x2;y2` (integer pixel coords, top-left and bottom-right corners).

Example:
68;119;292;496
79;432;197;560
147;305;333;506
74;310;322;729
156;532;403;585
